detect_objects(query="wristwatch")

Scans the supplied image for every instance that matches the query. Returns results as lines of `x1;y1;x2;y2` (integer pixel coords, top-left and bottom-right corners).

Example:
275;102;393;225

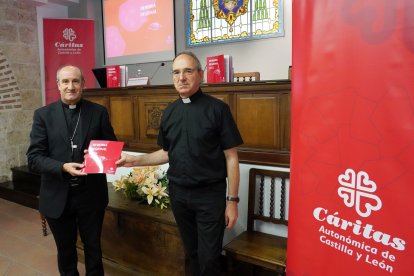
226;196;240;203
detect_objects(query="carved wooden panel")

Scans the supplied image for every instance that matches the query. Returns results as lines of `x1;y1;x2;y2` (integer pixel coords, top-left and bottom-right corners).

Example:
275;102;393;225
138;96;177;143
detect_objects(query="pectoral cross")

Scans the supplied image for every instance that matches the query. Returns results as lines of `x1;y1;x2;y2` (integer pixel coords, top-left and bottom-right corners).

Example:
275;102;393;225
71;140;77;152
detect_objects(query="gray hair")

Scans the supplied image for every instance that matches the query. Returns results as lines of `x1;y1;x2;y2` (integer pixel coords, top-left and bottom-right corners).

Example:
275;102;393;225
173;51;203;71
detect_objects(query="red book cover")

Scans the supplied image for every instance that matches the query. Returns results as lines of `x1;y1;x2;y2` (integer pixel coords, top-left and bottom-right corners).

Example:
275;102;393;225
82;140;124;174
206;55;225;83
106;65;120;88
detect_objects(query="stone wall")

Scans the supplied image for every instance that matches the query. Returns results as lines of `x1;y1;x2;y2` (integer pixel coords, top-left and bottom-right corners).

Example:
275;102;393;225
0;0;42;182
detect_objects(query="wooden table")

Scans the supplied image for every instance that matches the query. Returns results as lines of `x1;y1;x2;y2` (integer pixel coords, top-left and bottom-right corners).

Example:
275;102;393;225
77;184;188;276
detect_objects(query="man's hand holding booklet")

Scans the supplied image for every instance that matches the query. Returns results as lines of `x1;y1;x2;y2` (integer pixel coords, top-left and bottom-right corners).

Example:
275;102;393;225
82;140;124;174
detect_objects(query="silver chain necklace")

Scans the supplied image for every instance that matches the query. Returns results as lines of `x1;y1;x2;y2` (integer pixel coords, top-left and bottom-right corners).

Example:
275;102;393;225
70;107;82;154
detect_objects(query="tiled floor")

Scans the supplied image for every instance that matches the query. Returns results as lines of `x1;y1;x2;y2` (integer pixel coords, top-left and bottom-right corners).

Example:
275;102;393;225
0;198;276;276
0;198;86;276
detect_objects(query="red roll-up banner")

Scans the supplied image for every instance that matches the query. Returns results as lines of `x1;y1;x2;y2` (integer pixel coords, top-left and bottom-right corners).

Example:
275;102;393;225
288;1;414;275
43;18;95;105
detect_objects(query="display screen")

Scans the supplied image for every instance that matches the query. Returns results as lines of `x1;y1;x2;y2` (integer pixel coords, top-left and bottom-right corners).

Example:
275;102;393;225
103;0;175;65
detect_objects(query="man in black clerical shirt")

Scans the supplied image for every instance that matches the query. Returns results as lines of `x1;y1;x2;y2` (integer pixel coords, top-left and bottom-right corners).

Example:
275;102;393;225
27;65;117;275
116;52;243;276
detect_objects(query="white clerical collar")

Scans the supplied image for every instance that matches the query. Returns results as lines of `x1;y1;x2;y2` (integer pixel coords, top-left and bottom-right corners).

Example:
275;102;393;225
69;104;77;109
182;98;191;104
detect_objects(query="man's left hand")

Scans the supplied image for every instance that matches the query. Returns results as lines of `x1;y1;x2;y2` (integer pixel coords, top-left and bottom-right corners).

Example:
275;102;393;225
63;162;86;176
225;202;238;229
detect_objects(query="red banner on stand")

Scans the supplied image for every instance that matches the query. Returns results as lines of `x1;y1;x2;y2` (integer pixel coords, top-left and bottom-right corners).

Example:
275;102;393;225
288;1;414;275
43;18;95;105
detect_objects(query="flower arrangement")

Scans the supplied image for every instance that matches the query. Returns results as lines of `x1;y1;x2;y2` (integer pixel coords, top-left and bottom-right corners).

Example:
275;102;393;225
112;166;169;209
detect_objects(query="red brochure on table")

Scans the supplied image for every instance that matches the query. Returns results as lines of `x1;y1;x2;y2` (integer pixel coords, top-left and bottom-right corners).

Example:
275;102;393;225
82;140;124;174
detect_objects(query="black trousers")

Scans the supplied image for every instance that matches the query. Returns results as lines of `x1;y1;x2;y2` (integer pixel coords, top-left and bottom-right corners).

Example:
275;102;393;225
169;180;226;276
46;186;105;276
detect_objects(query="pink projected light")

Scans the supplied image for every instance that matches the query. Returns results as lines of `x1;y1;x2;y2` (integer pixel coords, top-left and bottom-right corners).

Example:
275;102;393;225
105;26;126;57
103;0;175;65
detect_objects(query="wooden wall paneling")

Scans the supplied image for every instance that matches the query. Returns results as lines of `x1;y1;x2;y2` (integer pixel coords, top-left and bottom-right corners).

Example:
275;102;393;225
109;96;136;141
84;95;109;109
210;94;230;105
236;93;280;149
83;81;292;167
279;93;291;151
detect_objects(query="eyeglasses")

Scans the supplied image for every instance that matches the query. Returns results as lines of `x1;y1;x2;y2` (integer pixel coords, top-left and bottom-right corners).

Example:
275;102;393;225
172;68;199;79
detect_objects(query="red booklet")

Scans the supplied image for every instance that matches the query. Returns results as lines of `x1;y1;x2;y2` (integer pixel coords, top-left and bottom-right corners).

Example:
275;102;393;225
82;140;124;174
106;65;121;88
206;55;225;83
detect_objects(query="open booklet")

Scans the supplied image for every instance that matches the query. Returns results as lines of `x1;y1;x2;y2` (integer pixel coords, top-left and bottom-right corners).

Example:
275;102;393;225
82;140;124;174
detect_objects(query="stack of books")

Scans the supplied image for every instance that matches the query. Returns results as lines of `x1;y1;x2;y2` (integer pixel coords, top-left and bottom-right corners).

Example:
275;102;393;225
106;65;128;87
206;54;233;83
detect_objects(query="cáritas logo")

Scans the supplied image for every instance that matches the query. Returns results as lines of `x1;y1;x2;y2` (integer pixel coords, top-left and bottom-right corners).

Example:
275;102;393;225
63;28;76;41
338;169;382;218
54;27;83;50
313;168;406;252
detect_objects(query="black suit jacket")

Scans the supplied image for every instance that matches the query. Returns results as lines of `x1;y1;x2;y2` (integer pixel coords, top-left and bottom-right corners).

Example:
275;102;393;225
27;99;117;218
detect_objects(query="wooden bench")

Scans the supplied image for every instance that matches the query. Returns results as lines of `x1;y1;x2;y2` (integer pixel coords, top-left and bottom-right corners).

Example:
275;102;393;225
224;168;289;275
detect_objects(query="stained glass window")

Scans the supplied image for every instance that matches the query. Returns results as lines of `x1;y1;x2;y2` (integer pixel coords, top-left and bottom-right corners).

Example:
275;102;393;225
187;0;284;47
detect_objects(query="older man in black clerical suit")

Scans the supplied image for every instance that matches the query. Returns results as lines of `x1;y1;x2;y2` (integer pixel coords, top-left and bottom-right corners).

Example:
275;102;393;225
27;65;117;276
116;52;243;276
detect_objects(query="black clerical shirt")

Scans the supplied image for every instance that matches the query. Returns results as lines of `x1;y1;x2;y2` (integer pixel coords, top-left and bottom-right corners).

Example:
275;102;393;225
157;89;243;187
